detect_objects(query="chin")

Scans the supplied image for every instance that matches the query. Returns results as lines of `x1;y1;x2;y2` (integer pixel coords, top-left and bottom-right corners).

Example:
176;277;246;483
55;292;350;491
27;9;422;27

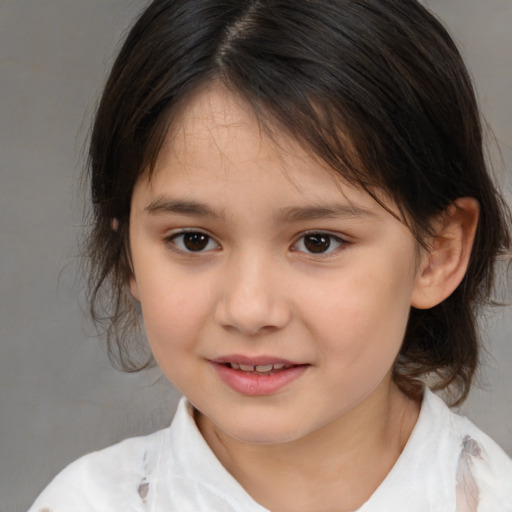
220;416;310;446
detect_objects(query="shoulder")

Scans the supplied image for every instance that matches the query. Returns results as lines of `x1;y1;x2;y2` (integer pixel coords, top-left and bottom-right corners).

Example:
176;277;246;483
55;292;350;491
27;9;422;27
425;390;512;510
28;426;168;512
363;389;512;512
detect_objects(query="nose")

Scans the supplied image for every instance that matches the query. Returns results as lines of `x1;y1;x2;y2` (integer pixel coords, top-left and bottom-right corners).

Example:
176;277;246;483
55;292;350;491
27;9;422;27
214;252;292;336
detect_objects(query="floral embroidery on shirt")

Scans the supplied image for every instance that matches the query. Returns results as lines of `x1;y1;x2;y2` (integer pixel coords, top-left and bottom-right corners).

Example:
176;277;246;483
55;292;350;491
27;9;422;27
455;435;485;512
138;481;150;502
137;450;152;505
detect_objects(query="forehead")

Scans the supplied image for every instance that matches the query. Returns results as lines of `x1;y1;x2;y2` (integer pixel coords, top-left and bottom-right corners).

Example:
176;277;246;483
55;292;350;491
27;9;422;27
165;84;328;182
134;83;396;218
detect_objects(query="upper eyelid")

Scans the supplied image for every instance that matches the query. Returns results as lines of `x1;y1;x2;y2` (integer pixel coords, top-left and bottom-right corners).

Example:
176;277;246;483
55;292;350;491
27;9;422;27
293;230;348;243
165;227;217;239
163;228;348;241
297;229;345;237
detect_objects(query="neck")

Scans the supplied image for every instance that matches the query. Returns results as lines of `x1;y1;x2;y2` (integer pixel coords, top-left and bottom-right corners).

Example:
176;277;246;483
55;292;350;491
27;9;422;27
196;379;420;512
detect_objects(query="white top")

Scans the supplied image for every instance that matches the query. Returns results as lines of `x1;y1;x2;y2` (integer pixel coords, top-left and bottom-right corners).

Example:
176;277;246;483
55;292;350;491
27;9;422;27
29;389;512;512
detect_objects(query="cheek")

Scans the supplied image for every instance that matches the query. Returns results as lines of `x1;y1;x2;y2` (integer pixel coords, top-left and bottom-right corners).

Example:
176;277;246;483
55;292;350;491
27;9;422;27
303;266;413;362
138;274;213;355
139;287;213;391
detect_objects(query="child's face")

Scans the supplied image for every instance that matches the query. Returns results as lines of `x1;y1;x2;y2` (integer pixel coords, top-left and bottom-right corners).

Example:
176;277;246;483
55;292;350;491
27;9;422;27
129;85;425;444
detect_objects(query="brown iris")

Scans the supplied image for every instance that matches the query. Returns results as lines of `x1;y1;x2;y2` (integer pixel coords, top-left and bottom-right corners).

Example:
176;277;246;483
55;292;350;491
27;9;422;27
303;234;331;253
182;232;210;251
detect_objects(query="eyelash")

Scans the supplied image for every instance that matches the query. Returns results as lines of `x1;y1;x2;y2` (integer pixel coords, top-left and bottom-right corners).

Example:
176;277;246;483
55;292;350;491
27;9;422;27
164;230;347;256
291;232;346;256
165;230;220;254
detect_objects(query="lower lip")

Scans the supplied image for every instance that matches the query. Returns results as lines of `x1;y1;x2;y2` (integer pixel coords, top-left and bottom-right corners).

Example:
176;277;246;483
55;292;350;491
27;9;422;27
211;362;308;396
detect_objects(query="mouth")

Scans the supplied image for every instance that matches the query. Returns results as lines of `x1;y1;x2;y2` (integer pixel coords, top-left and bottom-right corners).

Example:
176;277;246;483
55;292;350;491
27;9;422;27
222;362;297;374
210;356;308;395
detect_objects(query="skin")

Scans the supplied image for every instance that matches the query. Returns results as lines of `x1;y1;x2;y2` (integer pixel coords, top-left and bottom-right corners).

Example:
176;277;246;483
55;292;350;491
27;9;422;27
128;84;479;511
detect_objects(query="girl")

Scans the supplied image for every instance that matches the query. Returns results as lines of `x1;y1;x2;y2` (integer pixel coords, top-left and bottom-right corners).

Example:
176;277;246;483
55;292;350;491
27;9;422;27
30;0;512;510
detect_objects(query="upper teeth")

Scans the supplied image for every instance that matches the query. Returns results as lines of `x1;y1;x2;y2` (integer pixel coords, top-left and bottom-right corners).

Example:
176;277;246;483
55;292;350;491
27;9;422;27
230;363;288;372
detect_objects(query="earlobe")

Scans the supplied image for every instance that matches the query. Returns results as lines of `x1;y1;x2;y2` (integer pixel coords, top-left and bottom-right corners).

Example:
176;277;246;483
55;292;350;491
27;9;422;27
411;197;480;310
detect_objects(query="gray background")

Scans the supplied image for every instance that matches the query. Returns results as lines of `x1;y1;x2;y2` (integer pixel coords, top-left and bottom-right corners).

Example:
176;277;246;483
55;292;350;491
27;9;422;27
0;1;510;511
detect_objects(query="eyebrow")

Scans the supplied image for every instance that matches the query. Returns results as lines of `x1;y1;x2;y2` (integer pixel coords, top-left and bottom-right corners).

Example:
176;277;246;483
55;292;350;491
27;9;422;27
276;204;377;223
144;198;225;219
144;197;377;223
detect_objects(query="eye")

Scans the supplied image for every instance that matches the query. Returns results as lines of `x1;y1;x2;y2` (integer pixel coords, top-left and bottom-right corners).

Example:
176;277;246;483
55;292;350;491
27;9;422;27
167;231;220;253
292;233;345;255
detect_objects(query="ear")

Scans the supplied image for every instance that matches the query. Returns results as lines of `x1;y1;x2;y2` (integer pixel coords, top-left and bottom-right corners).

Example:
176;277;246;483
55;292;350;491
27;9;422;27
411;197;479;309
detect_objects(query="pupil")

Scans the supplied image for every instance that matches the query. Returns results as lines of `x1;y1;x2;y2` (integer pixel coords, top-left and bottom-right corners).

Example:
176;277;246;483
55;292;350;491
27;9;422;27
183;233;209;251
304;234;330;253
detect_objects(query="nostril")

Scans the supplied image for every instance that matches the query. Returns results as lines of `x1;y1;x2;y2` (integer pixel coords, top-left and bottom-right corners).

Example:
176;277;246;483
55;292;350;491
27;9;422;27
214;283;292;335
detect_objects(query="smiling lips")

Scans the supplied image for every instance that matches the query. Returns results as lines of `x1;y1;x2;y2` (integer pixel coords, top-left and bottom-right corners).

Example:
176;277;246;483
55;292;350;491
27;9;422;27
227;362;294;373
211;356;308;395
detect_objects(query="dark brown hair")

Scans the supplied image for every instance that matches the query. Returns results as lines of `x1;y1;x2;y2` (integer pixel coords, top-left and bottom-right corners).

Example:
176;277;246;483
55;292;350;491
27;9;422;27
85;0;511;404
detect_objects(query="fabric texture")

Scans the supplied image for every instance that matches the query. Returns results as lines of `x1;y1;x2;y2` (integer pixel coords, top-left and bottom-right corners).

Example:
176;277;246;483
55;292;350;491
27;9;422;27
29;389;512;512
